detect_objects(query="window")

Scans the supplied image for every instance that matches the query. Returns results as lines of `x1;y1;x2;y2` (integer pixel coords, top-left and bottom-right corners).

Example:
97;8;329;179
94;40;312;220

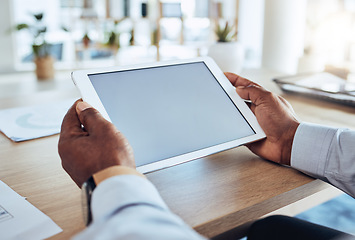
11;0;262;70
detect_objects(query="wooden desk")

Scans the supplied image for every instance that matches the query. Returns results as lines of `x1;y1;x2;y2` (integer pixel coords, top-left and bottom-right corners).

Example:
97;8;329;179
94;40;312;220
0;69;354;239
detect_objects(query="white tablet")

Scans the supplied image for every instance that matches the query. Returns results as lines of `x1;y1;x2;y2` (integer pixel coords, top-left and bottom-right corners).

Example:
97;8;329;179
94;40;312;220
71;57;265;173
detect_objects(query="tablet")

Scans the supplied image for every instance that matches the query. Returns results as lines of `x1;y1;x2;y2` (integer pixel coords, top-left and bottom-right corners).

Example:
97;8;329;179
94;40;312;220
71;57;265;173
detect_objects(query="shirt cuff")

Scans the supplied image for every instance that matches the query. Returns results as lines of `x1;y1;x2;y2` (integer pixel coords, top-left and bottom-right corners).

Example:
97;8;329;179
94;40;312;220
91;175;169;223
291;122;338;180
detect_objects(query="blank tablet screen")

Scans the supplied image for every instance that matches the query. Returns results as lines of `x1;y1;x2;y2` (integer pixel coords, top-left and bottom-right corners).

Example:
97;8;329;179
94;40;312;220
88;62;255;167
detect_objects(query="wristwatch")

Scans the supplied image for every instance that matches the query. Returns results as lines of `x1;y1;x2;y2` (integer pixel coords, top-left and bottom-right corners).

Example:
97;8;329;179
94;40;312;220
81;176;96;226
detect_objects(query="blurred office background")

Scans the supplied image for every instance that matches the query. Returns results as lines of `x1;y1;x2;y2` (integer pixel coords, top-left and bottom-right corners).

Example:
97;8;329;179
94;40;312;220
1;0;355;77
1;0;355;236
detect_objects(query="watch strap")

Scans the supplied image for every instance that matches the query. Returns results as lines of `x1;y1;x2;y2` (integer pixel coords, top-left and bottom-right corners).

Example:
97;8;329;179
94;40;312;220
82;176;96;226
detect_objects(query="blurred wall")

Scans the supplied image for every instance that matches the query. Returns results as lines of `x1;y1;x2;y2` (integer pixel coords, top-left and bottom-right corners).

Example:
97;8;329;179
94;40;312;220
262;0;307;74
0;0;15;72
239;0;265;68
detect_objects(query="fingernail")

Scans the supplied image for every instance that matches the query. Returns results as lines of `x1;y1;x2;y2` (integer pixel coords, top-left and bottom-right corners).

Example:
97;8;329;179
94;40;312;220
77;101;92;112
237;86;245;89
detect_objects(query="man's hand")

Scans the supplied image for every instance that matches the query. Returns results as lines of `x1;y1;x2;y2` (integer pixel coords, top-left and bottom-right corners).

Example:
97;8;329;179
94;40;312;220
58;100;135;187
225;72;300;165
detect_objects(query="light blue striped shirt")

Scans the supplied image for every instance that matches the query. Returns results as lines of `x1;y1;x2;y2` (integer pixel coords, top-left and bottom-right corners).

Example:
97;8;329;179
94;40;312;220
75;122;355;239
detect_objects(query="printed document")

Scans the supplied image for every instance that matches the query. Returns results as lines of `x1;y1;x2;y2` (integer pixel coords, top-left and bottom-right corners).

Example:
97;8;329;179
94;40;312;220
0;99;75;142
0;180;62;239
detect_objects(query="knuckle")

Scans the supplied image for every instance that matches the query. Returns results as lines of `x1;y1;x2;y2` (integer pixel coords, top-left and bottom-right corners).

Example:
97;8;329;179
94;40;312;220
264;90;274;98
59;129;77;141
58;140;68;158
268;91;277;100
81;108;99;121
58;138;65;152
257;89;273;101
278;95;288;105
99;120;114;132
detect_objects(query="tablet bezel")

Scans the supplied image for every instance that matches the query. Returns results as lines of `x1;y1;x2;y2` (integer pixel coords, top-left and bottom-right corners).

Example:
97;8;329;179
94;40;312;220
71;57;265;173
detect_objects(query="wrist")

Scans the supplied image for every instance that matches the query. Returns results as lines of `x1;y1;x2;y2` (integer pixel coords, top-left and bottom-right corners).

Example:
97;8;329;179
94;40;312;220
93;165;145;186
81;166;144;226
280;121;300;165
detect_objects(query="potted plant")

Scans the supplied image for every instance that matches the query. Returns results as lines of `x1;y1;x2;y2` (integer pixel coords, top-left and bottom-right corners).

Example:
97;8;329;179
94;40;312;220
104;20;122;55
208;21;244;73
13;13;60;80
151;25;160;61
82;32;91;49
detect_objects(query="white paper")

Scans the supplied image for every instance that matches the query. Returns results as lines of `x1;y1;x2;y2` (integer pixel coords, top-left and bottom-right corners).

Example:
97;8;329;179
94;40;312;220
0;99;76;142
0;180;62;240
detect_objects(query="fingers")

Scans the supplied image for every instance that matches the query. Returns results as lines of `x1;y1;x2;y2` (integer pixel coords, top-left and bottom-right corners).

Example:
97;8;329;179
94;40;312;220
75;101;110;134
60;99;84;139
224;72;271;107
224;72;261;88
236;84;273;108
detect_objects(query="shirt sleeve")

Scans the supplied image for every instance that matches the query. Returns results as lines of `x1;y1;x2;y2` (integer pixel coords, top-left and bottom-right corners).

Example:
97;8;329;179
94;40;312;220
291;122;355;197
73;175;207;240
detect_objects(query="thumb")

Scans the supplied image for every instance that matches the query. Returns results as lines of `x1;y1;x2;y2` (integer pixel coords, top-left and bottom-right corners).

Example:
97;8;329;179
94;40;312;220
236;85;270;107
76;101;107;133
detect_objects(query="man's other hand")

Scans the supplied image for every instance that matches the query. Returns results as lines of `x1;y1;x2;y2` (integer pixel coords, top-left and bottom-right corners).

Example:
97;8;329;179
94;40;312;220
58;100;135;187
225;72;300;166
